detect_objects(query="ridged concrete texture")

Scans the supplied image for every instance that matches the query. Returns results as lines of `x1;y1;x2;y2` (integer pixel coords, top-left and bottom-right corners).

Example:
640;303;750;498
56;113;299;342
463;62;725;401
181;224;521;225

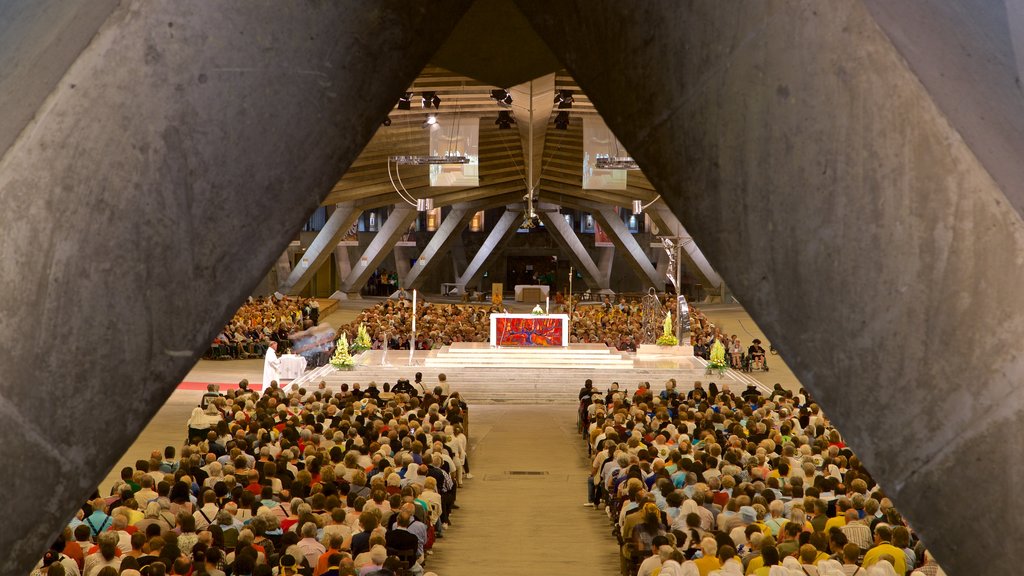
0;2;470;574
515;1;1024;574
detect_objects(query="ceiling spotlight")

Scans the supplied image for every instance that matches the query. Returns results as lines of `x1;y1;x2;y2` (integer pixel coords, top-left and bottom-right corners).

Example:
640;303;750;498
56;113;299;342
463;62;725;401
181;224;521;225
632;200;643;214
554;89;574;109
490;89;513;107
421;91;441;109
423;114;437;128
397;92;412;110
496;110;515;129
382;117;392;127
554;111;570;130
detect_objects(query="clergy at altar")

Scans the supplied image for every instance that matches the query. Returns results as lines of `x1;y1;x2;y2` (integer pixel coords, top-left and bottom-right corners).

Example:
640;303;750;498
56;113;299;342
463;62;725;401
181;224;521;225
263;340;280;388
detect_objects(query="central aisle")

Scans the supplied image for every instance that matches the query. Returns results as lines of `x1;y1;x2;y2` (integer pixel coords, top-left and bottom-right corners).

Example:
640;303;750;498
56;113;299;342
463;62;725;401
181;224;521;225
428;404;619;576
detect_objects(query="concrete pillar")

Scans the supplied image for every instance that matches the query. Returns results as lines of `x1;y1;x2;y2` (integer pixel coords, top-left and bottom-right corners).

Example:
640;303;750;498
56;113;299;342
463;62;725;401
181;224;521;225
333;245;354;286
274;248;294;290
0;2;470;573
536;209;606;291
339;206;419;294
591;206;660;289
280;203;362;295
861;0;1024;219
405;204;474;290
457;209;521;291
516;1;1024;572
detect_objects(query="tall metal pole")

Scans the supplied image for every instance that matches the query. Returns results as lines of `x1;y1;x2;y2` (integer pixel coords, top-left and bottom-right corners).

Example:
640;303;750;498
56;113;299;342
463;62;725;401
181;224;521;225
675;243;684;343
409;289;417;366
568;265;574;327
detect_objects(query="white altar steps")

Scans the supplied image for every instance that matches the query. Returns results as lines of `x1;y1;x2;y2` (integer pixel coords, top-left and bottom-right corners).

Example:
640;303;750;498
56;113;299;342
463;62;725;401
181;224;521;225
422;343;634;369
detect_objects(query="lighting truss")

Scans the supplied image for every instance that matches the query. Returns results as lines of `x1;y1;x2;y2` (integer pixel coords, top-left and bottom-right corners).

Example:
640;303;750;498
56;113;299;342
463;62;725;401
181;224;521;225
390;155;470;165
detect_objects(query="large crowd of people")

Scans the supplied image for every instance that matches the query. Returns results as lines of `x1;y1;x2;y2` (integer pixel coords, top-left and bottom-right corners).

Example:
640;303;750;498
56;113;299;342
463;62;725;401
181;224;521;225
337;294;755;353
206;297;321;360
38;375;470;576
578;379;945;576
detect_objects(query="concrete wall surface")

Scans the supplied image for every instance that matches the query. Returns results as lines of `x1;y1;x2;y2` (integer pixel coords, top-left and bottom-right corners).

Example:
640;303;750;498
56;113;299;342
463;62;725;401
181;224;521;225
516;1;1024;573
0;2;470;573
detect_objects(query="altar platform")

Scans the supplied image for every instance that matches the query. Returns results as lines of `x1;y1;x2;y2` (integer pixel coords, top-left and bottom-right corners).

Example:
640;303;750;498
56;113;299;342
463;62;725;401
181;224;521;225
286;343;767;403
425;342;634;369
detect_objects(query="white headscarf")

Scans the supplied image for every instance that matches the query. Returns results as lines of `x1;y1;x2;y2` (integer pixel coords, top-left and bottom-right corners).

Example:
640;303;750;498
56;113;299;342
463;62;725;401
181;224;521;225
867;561;899;576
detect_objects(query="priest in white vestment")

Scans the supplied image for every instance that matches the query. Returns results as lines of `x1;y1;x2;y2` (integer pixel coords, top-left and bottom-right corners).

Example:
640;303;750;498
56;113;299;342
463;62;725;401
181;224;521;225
263;341;281;388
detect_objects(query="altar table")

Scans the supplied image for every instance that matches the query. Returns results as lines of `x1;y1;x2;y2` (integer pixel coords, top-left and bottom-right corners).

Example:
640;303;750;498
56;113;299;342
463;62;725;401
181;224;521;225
278;354;308;379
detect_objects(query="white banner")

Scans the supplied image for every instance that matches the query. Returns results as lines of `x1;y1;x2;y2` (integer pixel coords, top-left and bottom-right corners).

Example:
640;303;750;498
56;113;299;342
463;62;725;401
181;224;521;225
429;117;479;187
583;115;628;190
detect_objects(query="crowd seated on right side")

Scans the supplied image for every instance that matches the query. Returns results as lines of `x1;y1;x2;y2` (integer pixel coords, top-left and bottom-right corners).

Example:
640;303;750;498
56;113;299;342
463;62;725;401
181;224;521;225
206;296;320;360
577;378;947;576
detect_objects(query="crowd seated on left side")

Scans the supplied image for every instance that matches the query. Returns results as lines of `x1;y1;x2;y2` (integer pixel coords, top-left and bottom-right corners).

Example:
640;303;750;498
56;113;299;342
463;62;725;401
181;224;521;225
35;375;470;576
206;297;321;360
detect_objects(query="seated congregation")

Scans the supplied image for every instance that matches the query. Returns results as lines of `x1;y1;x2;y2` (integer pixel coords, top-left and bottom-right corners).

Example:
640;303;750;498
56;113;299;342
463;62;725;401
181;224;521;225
339;294;750;354
579;380;946;576
36;376;470;576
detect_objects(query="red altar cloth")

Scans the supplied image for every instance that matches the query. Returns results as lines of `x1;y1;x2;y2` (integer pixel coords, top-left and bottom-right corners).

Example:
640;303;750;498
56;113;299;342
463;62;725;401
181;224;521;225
494;316;564;347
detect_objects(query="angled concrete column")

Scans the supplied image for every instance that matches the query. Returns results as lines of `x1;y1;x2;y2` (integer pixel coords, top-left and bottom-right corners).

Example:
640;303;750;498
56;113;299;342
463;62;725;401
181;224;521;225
647;203;722;290
280;203;362;295
457;209;521;290
517;1;1024;572
451;240;468;281
861;0;1024;220
339;206;419;293
333;245;354;285
0;0;120;157
405;205;474;289
591;206;660;289
596;246;615;289
537;210;606;290
393;245;414;286
273;249;294;291
0;3;470;573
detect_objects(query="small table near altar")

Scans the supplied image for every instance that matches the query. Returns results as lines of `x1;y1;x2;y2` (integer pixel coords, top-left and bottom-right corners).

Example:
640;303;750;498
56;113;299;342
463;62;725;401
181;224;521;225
514;284;550;303
490;313;570;347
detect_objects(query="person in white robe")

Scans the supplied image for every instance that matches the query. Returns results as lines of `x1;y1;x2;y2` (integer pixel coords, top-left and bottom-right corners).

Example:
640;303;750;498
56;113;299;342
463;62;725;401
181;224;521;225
263;341;281;388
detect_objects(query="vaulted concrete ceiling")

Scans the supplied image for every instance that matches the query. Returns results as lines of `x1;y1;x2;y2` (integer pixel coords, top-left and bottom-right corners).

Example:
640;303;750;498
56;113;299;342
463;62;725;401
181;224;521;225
323;66;659;211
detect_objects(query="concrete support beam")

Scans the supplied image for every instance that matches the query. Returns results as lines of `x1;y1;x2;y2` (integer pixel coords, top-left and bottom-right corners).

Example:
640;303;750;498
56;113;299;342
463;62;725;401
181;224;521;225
861;0;1024;220
0;0;120;157
273;248;295;292
516;1;1024;572
0;3;470;573
457;209;521;291
647;202;723;289
536;209;606;291
279;203;362;295
509;73;556;186
339;206;419;294
596;246;615;289
405;205;473;290
591;206;660;289
333;245;354;288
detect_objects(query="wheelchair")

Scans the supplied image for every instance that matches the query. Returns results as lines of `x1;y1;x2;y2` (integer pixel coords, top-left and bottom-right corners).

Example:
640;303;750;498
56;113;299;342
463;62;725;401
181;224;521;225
742;351;769;372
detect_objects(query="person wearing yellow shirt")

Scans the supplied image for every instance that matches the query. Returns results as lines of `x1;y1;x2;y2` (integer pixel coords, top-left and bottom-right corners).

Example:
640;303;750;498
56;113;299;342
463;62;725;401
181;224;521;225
862;524;907;575
693;538;721;576
750;545;781;576
823;497;853;534
744;535;775;575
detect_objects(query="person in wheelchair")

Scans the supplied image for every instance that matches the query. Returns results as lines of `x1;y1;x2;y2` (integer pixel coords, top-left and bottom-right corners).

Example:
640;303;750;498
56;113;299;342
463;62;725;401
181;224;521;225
728;334;743;368
748;339;767;371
